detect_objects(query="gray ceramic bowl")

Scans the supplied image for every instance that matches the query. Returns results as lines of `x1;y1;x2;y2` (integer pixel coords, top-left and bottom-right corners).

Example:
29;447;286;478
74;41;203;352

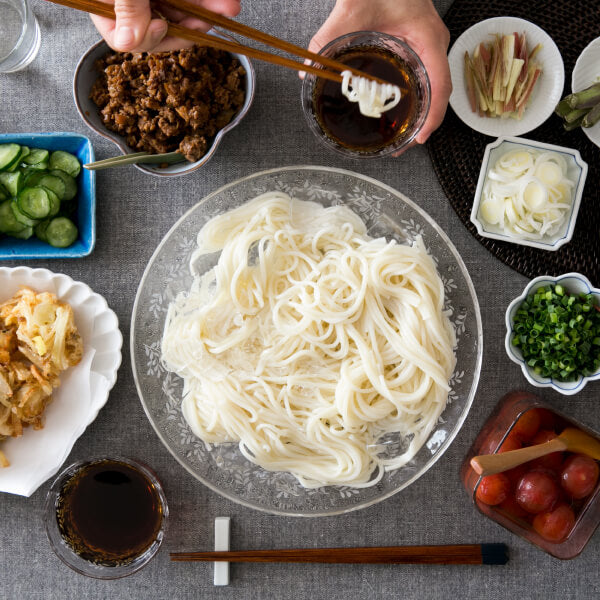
73;34;255;177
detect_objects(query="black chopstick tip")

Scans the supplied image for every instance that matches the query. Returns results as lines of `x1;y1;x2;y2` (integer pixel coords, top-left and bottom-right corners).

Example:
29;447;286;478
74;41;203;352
481;543;509;565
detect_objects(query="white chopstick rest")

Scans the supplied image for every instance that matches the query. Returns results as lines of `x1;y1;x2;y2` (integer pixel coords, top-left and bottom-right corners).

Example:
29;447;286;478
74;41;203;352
214;517;231;586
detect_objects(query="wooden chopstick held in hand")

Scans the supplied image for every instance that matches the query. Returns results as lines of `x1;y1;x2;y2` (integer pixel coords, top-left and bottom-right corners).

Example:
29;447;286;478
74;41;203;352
160;0;389;84
171;544;509;565
43;0;375;84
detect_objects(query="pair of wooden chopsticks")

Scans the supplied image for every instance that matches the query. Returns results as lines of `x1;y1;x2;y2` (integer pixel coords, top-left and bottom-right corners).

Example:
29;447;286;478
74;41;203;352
171;544;509;566
44;0;386;85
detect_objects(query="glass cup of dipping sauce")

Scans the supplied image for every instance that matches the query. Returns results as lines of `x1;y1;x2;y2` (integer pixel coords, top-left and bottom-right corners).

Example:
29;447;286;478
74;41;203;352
45;457;168;579
301;31;431;158
0;0;41;73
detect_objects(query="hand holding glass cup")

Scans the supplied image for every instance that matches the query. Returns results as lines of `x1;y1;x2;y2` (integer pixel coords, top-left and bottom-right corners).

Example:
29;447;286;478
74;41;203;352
301;31;431;158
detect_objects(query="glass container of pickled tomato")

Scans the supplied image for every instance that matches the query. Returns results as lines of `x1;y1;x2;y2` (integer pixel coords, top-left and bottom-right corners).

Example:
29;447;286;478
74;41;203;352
461;391;600;559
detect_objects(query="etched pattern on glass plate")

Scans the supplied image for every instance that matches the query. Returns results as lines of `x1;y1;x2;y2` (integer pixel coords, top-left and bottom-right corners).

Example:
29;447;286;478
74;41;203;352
131;167;482;516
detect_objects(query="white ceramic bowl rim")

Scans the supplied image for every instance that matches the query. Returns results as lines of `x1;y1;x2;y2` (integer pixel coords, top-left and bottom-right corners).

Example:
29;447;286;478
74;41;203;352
571;36;600;149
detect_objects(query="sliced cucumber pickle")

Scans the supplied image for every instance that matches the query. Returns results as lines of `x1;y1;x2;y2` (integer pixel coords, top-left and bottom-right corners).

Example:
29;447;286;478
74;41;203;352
0;144;21;170
0;144;82;248
45;217;78;247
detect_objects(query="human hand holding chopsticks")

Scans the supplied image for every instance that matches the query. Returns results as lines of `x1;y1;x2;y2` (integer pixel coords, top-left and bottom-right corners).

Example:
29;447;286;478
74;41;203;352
309;0;452;145
91;0;241;52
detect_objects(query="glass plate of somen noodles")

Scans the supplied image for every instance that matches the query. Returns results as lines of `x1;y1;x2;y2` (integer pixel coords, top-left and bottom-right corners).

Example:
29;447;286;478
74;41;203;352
131;166;482;516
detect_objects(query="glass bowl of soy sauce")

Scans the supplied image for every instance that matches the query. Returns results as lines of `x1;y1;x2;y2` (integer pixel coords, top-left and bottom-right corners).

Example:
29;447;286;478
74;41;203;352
302;31;431;158
44;457;168;579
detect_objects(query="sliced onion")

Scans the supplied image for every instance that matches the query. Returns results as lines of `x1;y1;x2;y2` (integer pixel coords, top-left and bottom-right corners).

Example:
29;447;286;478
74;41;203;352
535;161;563;187
521;179;548;211
479;147;576;241
480;197;503;224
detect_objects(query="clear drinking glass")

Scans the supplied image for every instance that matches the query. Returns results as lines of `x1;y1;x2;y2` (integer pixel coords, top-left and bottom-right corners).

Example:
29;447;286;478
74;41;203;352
0;0;41;73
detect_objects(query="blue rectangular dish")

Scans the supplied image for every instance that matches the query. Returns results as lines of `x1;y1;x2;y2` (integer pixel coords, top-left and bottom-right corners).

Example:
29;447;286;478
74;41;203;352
0;132;95;259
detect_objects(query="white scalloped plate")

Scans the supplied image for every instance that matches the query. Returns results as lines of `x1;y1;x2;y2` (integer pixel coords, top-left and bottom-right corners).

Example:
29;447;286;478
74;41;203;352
0;268;122;496
572;36;600;148
448;16;564;137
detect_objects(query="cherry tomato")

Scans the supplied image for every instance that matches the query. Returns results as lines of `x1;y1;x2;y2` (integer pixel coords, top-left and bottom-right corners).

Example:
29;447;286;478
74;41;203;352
499;434;522;453
476;473;511;506
560;454;600;500
497;494;529;519
515;471;560;514
529;430;564;474
511;409;541;442
536;408;557;431
505;464;528;487
532;503;575;543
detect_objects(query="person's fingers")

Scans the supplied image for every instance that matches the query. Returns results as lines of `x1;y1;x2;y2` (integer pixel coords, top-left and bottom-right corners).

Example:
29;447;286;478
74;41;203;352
414;45;452;144
197;0;241;17
90;14;117;42
92;0;242;52
177;16;214;32
111;0;152;51
307;4;348;55
134;18;169;52
93;15;168;52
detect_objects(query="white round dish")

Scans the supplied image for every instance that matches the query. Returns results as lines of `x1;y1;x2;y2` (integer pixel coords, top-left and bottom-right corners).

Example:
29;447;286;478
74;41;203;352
448;16;564;137
505;273;600;396
0;268;122;496
572;36;600;148
470;136;588;251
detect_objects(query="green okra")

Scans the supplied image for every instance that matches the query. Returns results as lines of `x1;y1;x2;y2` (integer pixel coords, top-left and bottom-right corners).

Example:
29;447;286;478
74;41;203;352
582;102;600;127
567;83;600;109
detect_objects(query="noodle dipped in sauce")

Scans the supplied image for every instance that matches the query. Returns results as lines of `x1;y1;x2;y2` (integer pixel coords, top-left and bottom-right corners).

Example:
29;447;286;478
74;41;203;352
340;70;401;118
314;46;419;152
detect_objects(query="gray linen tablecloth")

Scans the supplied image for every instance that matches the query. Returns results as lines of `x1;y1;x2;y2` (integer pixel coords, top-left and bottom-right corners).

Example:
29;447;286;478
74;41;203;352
1;1;599;598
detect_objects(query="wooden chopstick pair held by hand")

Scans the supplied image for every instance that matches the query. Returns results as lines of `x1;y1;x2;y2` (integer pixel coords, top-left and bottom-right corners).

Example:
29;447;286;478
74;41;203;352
44;0;387;84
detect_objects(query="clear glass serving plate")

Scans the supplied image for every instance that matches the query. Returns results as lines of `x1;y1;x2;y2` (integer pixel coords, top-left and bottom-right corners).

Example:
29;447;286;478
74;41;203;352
131;166;482;516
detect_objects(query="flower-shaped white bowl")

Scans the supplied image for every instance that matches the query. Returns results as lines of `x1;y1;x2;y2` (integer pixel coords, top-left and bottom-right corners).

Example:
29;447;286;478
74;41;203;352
572;36;600;149
73;35;255;177
505;273;600;395
448;16;564;137
470;136;587;251
0;267;122;496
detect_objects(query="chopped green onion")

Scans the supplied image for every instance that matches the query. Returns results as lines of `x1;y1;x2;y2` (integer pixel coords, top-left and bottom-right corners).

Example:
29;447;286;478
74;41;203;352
511;284;600;382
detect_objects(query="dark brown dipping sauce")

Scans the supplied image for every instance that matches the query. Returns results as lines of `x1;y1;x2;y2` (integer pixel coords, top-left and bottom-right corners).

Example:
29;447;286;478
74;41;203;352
56;460;163;566
313;46;419;152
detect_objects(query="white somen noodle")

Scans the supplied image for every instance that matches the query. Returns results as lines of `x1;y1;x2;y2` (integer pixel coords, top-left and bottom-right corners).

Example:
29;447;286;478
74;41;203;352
161;192;456;488
341;70;401;118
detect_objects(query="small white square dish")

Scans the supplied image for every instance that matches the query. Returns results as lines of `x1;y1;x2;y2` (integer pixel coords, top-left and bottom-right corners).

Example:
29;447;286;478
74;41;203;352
470;136;587;251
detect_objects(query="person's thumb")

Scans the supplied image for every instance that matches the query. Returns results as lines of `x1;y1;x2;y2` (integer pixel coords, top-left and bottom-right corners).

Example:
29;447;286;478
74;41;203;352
113;0;152;51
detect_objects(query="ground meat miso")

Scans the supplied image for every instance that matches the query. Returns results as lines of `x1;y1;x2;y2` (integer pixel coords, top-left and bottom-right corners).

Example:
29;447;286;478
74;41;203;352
90;45;246;162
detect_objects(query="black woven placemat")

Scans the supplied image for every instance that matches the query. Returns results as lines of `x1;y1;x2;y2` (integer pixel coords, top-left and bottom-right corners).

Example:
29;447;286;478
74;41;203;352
428;0;600;281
